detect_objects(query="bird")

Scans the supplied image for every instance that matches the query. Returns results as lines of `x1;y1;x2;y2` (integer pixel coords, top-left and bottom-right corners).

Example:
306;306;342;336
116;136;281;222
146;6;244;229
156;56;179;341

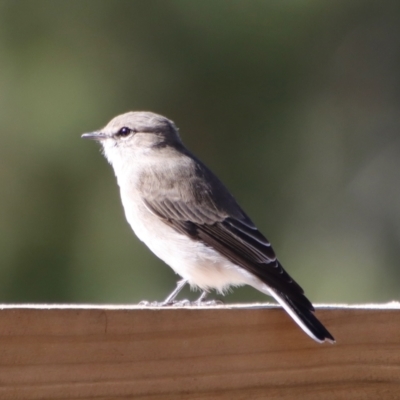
81;111;334;343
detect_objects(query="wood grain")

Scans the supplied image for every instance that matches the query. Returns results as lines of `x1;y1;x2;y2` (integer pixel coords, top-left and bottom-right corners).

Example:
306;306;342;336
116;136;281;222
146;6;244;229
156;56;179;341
0;304;399;400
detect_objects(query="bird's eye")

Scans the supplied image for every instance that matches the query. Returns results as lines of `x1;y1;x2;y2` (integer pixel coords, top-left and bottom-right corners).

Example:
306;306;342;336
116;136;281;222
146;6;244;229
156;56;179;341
117;127;132;137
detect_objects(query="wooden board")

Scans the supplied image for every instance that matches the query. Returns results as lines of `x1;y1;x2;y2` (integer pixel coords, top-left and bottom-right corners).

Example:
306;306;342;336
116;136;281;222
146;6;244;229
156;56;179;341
0;304;399;399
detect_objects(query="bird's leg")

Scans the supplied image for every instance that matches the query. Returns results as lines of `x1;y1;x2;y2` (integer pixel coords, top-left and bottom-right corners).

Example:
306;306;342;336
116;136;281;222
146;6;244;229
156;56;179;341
161;279;188;305
193;290;224;306
195;290;208;304
138;280;224;307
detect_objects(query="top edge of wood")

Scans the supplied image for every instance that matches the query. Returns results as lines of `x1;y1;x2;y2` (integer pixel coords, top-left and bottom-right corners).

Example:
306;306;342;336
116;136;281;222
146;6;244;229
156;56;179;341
0;301;399;310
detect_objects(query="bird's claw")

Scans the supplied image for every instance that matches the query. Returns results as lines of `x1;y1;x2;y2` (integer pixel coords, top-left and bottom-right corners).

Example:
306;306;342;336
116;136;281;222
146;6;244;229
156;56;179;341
139;299;192;307
195;299;224;306
139;298;224;307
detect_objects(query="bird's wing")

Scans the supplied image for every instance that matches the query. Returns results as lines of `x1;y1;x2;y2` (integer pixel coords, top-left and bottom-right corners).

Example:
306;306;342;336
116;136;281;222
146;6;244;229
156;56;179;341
142;191;309;309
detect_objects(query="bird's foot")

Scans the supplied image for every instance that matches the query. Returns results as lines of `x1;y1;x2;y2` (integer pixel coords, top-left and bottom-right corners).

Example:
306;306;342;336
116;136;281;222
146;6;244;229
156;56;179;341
139;300;160;306
138;298;224;307
139;299;192;307
194;299;224;306
193;291;224;306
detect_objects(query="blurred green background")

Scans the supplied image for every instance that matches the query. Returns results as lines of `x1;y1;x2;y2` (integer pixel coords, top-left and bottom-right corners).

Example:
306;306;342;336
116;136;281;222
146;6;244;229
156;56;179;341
0;0;399;305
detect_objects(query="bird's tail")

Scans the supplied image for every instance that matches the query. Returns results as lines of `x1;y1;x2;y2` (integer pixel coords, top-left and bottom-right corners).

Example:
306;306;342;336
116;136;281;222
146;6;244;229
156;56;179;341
268;289;335;343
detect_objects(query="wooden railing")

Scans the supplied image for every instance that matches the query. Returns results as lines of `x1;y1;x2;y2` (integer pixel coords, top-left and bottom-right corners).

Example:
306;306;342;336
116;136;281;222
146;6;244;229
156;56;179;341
0;303;399;399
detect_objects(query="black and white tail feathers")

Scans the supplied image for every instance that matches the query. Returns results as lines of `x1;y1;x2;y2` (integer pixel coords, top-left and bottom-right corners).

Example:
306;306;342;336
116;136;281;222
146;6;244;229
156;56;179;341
269;288;335;343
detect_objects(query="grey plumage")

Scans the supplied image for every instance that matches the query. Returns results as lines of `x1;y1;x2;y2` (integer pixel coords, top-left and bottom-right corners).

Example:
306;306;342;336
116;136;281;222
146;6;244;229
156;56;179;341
82;111;334;343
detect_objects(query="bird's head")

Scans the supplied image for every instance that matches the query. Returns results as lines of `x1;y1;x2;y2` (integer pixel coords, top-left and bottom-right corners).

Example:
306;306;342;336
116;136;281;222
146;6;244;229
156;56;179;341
82;111;182;167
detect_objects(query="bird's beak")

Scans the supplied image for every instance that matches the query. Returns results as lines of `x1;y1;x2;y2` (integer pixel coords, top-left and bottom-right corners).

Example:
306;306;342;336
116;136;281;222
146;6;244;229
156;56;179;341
81;131;108;141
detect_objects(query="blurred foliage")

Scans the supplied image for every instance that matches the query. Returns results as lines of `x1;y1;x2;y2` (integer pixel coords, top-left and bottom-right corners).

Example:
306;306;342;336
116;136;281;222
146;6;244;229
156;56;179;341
0;0;399;304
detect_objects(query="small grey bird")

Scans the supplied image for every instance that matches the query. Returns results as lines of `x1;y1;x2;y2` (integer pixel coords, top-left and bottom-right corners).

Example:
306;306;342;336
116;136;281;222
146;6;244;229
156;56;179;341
82;111;334;343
